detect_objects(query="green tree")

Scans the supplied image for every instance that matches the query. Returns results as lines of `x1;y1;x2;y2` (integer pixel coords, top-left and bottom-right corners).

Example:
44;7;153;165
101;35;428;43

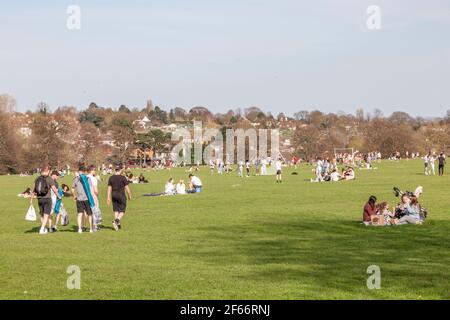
136;129;171;153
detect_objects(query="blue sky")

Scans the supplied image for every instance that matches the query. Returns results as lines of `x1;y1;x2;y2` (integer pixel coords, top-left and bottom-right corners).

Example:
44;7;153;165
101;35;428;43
1;0;449;116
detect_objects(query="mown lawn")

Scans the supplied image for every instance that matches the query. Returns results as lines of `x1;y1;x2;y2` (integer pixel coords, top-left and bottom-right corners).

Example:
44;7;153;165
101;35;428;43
0;160;449;299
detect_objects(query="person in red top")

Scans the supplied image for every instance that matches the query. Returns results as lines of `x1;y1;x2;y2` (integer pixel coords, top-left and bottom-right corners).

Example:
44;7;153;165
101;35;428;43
363;195;378;223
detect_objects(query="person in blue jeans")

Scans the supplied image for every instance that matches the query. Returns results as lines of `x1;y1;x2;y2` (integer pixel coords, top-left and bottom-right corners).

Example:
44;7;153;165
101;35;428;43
397;195;422;225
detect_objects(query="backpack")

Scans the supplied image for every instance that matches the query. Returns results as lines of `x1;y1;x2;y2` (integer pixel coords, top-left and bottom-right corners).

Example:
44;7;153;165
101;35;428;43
35;176;49;197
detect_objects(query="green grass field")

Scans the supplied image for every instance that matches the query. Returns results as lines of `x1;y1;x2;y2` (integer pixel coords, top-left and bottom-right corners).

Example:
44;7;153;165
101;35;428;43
0;160;449;299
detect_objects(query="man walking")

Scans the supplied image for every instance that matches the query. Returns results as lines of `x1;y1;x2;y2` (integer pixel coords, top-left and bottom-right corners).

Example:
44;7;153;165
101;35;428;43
72;166;95;233
107;167;131;231
30;165;61;235
438;152;446;176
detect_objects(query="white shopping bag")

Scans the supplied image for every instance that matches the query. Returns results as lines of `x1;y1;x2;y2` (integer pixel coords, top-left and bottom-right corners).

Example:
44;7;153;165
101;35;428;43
25;205;37;222
92;206;103;225
61;207;69;226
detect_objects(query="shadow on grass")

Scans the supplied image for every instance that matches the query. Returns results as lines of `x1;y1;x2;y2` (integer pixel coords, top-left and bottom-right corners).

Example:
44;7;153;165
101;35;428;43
183;219;450;298
25;225;116;233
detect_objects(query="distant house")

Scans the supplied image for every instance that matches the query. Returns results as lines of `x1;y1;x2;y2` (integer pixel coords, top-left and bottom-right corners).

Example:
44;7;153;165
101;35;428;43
133;116;151;133
19;127;32;138
283;139;291;147
161;123;179;132
14;114;33;138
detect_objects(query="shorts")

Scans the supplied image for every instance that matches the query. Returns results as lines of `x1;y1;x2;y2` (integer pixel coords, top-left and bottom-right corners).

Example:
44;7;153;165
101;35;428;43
276;170;282;175
112;193;127;213
76;200;92;215
38;198;52;215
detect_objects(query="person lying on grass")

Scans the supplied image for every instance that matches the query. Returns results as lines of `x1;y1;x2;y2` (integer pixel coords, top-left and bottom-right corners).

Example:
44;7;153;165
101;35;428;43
18;188;32;198
138;173;149;184
341;166;355;180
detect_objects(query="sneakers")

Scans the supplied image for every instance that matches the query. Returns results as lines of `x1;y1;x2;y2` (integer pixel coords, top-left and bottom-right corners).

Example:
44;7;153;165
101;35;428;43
112;220;119;231
113;219;122;231
39;228;48;235
78;228;83;234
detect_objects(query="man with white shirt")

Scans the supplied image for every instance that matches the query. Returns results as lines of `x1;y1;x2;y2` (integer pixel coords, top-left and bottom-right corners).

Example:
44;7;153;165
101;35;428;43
189;174;203;193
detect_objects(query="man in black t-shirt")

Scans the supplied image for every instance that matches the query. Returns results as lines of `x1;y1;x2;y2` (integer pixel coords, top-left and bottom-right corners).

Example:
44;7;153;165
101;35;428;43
107;167;132;231
438;152;446;176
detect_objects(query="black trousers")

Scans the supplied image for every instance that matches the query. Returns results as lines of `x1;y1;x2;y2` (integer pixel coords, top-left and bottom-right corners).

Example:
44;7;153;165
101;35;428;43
439;164;444;175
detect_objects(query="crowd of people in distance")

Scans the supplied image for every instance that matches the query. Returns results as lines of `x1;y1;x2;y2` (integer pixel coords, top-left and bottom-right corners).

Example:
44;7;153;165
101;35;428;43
362;186;427;226
354;153;379;170
310;157;355;182
205;157;284;183
334;152;355;165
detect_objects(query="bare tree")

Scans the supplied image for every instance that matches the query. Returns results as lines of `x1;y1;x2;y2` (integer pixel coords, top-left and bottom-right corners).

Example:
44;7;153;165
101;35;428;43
0;112;22;173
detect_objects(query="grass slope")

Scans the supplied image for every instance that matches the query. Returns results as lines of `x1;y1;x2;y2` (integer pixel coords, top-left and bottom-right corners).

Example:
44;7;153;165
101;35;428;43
0;160;449;299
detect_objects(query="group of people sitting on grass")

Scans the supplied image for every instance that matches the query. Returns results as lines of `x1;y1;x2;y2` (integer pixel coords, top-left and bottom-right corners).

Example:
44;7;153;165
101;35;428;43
362;186;427;226
311;156;355;182
123;171;150;184
164;174;203;195
143;174;203;197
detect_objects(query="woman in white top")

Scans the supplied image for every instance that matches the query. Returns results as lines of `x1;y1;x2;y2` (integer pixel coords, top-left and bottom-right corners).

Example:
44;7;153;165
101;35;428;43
165;178;175;195
429;153;436;175
423;153;429;175
176;180;186;195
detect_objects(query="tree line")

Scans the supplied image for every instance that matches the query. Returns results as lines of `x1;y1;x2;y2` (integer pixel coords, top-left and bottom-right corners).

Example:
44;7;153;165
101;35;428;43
1;94;450;174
